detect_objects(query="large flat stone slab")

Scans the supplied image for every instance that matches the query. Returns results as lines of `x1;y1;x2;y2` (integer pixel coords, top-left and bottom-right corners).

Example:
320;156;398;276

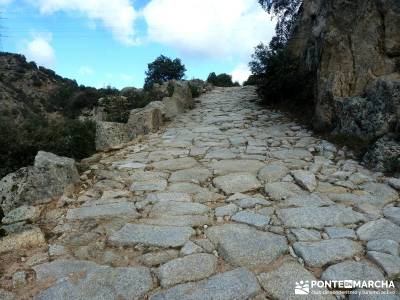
278;194;335;207
258;163;289;183
35;265;154;300
258;260;334;300
140;215;211;227
130;179;168;192
152;158;198;171
150;201;209;216
157;253;217;287
109;224;195;248
356;218;400;242
231;211;270;229
33;259;100;281
149;268;261;300
277;205;366;229
205;224;287;270
270;149;313;160
293;239;363;267
146;192;192;203
209;160;264;175
321;260;385;282
66;202;138;220
213;173;261;194
169;168;212;184
265;182;303;200
291;170;317;192
367;251;400;277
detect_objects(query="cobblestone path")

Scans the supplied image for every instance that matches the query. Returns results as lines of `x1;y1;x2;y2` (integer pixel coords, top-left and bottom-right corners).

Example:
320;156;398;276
6;86;400;299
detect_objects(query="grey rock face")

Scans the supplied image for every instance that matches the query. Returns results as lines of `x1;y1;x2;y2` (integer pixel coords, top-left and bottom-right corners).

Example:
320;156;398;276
108;224;194;248
157;253;217;287
277;205;366;229
293;239;363;267
149;268;261;300
206;224;287;269
0;152;79;213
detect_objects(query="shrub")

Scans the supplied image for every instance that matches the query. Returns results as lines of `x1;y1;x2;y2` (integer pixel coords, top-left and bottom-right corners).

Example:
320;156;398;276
0;117;96;178
144;55;186;89
243;74;260;86
384;156;400;174
189;83;201;98
167;82;175;97
249;43;314;105
207;73;239;87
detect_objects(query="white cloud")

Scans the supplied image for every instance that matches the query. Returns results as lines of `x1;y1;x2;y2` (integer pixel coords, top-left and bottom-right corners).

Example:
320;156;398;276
31;0;139;45
79;66;94;76
120;73;134;81
23;35;55;68
143;0;275;58
231;63;251;84
0;0;13;5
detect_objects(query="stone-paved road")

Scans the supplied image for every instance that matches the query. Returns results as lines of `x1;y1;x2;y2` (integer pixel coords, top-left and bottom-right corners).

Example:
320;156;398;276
10;87;400;299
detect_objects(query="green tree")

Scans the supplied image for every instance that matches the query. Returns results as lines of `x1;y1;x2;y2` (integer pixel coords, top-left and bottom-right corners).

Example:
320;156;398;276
207;73;239;87
258;0;303;48
144;55;186;89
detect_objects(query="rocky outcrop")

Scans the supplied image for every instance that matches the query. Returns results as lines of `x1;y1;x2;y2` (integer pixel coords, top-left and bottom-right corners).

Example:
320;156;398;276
289;0;400;171
0;151;79;213
127;106;163;137
95;80;201;151
95;122;130;151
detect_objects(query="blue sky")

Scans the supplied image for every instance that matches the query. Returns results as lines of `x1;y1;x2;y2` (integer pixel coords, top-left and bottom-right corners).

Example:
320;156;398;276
0;0;275;89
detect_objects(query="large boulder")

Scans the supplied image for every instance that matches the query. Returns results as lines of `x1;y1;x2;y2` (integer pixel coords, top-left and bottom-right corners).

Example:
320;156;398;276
95;121;129;151
127;107;163;138
162;81;194;119
333;78;400;140
0;151;80;213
